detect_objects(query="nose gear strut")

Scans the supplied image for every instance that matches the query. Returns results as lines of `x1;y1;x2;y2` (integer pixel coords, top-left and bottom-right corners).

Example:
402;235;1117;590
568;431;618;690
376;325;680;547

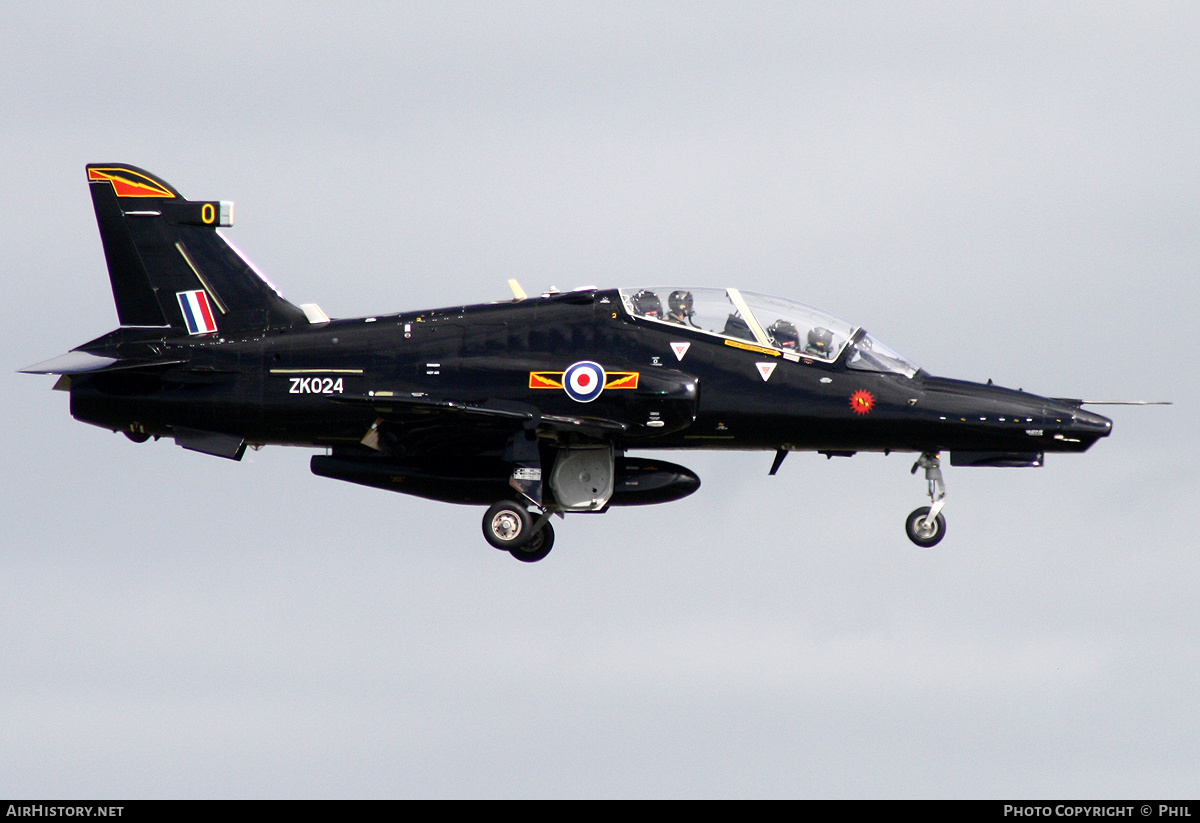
907;452;947;547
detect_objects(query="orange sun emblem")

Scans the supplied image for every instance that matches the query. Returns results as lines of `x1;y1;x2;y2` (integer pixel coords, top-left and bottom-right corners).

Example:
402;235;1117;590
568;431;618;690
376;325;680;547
849;390;875;415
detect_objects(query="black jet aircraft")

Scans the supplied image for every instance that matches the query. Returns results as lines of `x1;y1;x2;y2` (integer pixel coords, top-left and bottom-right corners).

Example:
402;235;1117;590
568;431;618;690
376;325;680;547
23;164;1115;561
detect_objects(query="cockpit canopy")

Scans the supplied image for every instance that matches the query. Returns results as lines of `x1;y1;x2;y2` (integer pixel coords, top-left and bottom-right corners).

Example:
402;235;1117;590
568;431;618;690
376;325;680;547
618;287;919;378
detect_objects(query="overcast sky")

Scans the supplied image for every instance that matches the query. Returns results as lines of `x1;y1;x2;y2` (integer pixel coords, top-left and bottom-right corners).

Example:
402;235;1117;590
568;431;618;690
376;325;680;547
2;1;1197;798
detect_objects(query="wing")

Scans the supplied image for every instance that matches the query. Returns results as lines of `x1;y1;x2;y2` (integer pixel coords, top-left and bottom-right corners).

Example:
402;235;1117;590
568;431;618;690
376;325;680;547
332;392;629;443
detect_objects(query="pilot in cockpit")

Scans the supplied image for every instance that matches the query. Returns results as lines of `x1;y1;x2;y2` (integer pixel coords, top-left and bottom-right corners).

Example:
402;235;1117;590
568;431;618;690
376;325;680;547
667;291;696;326
805;326;834;358
631;289;663;320
767;320;800;351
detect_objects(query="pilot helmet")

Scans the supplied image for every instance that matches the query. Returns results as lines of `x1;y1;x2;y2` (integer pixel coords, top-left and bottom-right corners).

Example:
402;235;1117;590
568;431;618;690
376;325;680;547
767;320;800;350
807;326;834;355
632;289;663;319
668;290;694;318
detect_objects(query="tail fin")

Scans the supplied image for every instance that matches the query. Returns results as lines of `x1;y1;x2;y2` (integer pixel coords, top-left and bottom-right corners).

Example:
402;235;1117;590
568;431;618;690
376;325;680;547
86;164;308;334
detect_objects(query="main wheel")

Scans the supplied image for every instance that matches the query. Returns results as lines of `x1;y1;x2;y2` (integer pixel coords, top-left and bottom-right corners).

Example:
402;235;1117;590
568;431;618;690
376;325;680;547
509;520;554;563
483;500;533;550
906;506;946;548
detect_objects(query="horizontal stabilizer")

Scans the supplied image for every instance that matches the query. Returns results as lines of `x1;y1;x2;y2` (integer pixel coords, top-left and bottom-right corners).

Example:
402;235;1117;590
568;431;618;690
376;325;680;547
20;350;184;375
20;351;118;374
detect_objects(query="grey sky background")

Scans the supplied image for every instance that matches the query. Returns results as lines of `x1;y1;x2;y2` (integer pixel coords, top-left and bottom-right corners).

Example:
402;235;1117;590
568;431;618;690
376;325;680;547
2;1;1196;798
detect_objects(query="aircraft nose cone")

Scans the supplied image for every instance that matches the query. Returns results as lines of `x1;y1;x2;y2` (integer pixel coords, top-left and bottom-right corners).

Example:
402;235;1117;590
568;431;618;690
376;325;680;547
1073;407;1113;437
1052;405;1112;451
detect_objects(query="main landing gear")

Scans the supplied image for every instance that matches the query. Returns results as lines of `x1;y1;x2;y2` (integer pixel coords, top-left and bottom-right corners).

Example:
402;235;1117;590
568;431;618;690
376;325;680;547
482;500;556;562
907;452;947;547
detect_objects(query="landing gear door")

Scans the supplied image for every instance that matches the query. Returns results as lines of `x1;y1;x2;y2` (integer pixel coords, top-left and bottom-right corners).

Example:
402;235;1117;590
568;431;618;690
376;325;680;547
549;444;615;512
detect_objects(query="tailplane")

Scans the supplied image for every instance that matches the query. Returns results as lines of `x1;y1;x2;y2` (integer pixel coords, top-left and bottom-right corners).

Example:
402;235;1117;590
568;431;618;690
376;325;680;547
86;164;308;335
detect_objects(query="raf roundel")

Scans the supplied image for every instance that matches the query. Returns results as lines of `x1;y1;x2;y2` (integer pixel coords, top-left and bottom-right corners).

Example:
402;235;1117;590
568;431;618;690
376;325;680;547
563;360;606;403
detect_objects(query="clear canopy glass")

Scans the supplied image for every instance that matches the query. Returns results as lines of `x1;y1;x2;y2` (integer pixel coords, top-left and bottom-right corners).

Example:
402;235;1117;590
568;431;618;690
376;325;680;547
618;286;919;377
844;332;919;378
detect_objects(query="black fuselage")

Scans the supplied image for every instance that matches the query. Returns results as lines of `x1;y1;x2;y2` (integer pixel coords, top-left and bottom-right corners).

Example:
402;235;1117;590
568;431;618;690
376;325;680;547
68;288;1111;464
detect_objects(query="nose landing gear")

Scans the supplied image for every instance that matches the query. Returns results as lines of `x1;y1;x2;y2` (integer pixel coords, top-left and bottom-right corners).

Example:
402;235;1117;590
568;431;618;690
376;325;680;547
907;452;947;547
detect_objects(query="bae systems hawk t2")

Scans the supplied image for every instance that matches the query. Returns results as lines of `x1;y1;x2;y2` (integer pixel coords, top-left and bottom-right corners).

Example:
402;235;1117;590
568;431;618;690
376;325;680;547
24;164;1116;561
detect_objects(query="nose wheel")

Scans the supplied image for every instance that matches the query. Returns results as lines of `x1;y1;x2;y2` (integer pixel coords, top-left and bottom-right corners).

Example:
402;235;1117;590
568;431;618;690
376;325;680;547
482;500;555;562
906;505;946;547
907;452;947;547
